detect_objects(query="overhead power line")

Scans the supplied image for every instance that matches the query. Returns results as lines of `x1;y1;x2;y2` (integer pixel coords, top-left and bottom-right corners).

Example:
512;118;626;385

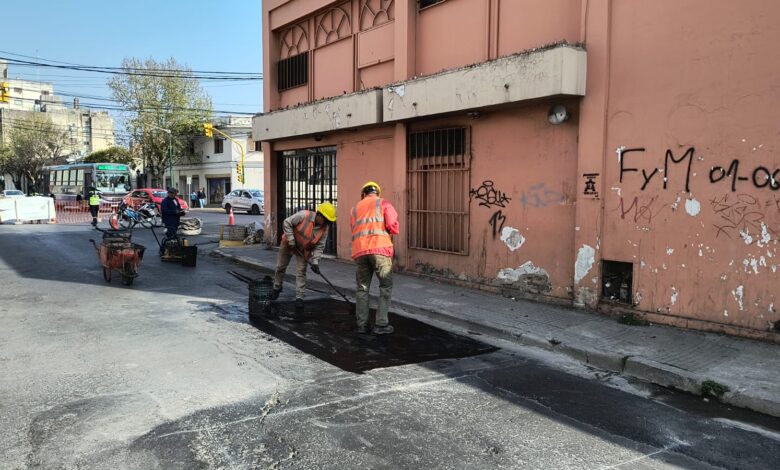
1;57;262;81
0;50;262;78
2;95;257;115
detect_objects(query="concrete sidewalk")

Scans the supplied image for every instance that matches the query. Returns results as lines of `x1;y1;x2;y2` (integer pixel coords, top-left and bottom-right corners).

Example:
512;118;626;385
214;245;780;418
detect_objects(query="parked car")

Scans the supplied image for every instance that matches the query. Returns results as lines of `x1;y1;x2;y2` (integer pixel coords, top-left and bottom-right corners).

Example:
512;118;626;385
123;188;189;211
222;189;264;215
1;190;26;198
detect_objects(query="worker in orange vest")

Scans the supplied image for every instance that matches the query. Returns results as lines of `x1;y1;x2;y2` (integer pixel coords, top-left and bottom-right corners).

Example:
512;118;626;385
350;181;400;335
270;202;337;309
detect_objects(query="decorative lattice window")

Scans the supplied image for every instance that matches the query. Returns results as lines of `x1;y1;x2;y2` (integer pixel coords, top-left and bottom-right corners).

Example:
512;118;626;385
360;0;395;30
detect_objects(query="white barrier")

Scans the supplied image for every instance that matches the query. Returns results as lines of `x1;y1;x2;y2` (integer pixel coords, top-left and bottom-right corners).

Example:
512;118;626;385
0;197;56;224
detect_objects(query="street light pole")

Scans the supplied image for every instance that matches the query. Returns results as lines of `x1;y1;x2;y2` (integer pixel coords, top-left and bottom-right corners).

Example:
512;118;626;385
151;126;173;188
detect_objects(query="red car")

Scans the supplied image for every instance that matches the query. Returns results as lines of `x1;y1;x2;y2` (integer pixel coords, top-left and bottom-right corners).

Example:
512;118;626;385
123;188;189;211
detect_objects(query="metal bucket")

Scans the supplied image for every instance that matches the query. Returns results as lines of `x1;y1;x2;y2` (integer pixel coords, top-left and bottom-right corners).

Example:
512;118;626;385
249;275;275;315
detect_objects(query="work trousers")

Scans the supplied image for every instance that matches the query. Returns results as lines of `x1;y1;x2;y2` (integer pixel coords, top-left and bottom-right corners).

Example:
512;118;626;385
89;205;99;223
355;254;393;328
273;242;308;300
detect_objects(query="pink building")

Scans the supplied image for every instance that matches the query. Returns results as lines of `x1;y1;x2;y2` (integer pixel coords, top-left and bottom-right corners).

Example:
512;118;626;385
254;0;780;341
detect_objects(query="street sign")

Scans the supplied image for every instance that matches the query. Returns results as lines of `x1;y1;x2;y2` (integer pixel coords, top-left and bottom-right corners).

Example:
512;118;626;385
186;176;192;185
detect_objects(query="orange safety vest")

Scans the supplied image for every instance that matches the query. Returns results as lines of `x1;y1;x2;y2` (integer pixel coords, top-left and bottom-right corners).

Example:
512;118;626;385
351;195;392;258
288;210;328;258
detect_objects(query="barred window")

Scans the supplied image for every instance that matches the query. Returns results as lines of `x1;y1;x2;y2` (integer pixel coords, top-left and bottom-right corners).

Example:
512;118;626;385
407;127;470;254
277;52;308;91
419;0;444;10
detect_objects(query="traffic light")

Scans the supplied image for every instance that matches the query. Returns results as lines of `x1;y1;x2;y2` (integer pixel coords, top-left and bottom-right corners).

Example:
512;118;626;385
236;162;244;183
0;82;9;103
203;123;213;137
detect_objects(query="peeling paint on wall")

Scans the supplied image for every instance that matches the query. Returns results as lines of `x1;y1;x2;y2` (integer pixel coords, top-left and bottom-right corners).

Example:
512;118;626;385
740;230;754;245
757;222;772;247
670;286;678;305
497;262;549;283
732;285;745;311
666;248;674;255
574;245;596;284
685;198;701;216
500;226;526;251
496;261;552;295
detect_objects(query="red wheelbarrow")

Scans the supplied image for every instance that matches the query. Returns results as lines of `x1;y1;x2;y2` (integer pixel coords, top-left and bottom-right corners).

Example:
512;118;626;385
89;230;146;285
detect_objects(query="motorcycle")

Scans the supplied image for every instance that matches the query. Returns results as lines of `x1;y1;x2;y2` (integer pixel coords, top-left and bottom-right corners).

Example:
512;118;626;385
116;201;162;229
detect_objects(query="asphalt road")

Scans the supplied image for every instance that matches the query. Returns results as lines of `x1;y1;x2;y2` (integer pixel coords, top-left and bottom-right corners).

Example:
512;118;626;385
1;216;779;469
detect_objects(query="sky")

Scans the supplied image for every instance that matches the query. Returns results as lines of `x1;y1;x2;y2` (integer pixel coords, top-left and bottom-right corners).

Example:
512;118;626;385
0;0;264;144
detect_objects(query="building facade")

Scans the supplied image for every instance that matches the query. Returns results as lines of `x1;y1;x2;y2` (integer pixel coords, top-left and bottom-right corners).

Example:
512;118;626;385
1;60;116;179
254;0;780;340
172;116;264;205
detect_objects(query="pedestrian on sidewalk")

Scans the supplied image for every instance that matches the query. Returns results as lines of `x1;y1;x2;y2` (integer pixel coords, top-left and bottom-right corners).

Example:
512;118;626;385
350;181;399;335
197;188;206;208
270;202;337;309
190;190;198;209
87;186;100;226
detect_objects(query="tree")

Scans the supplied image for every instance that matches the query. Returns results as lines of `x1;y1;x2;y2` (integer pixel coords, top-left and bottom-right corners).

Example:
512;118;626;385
108;58;212;186
83;146;137;169
0;114;67;192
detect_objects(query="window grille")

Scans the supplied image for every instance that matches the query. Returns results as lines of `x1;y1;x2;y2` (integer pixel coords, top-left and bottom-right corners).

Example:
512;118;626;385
277;147;338;255
407;127;470;254
419;0;444;10
277;51;309;91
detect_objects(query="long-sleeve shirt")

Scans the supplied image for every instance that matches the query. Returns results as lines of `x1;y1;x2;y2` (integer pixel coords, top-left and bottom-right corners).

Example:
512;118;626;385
160;196;182;226
283;210;328;264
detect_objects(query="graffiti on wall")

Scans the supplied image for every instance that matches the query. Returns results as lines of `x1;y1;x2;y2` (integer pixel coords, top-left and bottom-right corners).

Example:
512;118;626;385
614;195;667;224
710;193;780;240
619;145;780;193
583;173;599;197
619;147;695;192
488;210;507;240
517;183;565;209
470;180;511;208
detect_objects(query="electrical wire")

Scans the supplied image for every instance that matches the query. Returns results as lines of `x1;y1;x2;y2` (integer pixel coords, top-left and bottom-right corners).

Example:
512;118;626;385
0;49;262;77
1;57;262;80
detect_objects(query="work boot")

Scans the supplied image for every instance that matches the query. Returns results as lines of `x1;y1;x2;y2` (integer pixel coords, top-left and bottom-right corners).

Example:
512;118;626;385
268;288;281;300
372;324;394;335
294;298;304;310
356;324;370;335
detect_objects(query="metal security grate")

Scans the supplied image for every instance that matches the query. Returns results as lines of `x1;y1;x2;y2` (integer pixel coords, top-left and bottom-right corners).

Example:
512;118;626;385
407;127;470;254
278;52;308;91
277;146;338;255
419;0;444;10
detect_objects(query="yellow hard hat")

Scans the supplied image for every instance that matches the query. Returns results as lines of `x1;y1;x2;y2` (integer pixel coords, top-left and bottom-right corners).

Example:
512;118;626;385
317;202;337;222
361;181;381;196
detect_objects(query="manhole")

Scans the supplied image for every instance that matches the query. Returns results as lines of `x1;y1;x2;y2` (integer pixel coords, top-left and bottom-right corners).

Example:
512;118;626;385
249;298;498;373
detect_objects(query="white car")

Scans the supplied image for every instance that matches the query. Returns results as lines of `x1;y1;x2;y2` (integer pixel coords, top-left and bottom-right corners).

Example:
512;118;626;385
222;189;264;215
1;190;25;198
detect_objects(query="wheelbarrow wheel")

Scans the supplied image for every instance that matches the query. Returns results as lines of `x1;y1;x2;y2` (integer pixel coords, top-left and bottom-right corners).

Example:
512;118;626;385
103;267;112;282
121;262;136;286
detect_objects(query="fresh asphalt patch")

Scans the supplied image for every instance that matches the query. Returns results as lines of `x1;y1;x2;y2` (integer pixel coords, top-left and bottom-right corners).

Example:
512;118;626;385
226;297;500;374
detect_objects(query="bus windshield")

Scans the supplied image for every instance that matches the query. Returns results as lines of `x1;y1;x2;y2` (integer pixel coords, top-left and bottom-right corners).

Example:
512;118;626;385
95;170;131;194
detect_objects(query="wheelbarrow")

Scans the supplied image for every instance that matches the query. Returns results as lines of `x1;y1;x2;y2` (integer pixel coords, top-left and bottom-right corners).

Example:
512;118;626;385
89;229;146;285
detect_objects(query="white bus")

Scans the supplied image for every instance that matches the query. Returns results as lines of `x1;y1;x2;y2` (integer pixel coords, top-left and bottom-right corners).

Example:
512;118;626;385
43;163;133;202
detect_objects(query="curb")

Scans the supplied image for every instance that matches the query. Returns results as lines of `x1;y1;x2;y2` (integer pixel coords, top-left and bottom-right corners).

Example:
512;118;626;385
214;249;780;418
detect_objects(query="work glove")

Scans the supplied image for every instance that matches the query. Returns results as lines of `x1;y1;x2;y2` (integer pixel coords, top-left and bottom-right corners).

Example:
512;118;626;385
287;237;296;249
310;264;320;275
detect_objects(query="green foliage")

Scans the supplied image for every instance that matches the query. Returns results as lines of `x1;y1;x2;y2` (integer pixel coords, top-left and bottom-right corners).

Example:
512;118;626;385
0;114;67;191
83;146;137;169
701;380;730;398
618;312;648;326
108;57;212;182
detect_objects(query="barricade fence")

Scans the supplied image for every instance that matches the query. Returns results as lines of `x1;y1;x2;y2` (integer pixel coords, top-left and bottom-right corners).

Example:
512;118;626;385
54;200;116;225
